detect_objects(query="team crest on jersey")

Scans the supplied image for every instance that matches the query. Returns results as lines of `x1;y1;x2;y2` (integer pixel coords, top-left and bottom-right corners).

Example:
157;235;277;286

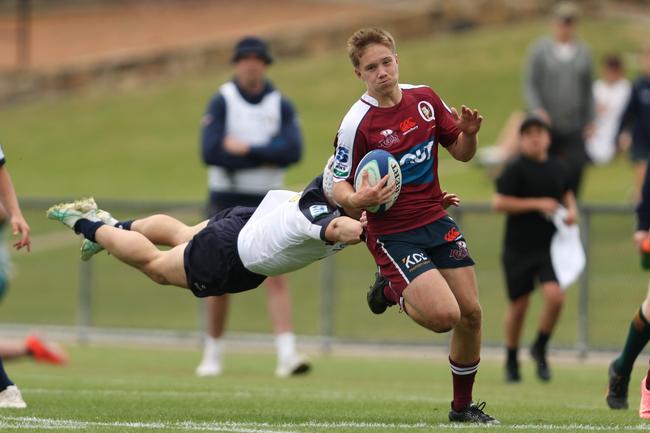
417;101;435;122
309;204;330;220
378;129;400;148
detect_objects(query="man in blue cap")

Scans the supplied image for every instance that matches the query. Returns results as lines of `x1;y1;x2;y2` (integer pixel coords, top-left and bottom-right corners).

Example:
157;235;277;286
197;36;307;378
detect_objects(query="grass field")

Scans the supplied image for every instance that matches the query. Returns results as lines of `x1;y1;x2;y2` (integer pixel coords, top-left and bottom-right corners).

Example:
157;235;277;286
1;344;649;432
1;17;650;349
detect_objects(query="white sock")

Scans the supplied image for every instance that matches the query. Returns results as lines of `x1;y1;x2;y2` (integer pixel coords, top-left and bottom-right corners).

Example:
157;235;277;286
201;335;223;364
276;332;296;364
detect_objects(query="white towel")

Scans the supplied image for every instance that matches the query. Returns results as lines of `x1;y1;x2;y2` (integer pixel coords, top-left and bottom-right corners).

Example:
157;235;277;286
550;206;585;289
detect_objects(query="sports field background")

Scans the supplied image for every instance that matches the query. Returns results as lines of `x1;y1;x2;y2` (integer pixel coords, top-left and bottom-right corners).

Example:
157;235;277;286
1;15;648;352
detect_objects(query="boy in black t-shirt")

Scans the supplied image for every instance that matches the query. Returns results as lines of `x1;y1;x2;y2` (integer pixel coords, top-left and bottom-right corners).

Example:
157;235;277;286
493;115;578;383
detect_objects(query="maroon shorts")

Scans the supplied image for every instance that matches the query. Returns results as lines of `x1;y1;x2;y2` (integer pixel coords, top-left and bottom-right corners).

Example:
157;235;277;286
365;216;475;304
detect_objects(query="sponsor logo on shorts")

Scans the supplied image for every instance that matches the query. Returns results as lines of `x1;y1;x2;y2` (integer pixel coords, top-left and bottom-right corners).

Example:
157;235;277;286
309;204;329;220
418;101;435;122
399;117;418;135
401;252;431;271
193;282;207;291
449;240;469;261
444;227;462;242
379;129;400;148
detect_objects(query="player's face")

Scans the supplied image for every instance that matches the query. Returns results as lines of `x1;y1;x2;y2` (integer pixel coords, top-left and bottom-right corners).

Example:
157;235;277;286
554;17;576;43
355;43;399;99
234;54;268;90
520;126;551;160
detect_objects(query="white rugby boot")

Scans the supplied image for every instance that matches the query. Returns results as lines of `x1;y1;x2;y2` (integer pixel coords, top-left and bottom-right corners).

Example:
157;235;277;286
80;209;118;260
46;197;99;230
0;385;27;409
275;353;311;378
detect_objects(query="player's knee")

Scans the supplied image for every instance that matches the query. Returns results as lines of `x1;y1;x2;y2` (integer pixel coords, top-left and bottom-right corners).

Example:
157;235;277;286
430;309;461;333
461;304;482;331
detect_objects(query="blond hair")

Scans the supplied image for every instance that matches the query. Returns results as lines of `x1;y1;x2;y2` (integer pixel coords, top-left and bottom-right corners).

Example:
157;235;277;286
346;27;396;68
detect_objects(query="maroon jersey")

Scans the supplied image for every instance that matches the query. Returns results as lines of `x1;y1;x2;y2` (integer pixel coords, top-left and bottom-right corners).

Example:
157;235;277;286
332;84;460;235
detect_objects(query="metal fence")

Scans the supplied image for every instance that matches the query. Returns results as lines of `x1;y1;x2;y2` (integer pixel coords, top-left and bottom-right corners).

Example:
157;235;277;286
8;198;640;356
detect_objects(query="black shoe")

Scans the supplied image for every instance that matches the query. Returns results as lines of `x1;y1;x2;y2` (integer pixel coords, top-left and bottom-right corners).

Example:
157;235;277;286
606;361;629;409
367;272;394;314
448;401;499;424
530;344;551;382
505;360;521;383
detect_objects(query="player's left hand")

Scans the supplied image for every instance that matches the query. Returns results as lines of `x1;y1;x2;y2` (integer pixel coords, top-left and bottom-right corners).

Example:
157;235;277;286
224;136;250;156
452;105;483;136
11;214;30;252
441;191;460;209
564;209;578;226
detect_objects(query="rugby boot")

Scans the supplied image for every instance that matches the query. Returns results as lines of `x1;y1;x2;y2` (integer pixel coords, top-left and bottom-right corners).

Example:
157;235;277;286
606;361;629;409
275;353;311;378
641;376;650;419
79;209;117;260
46;197;99;230
530;344;551;382
0;385;26;409
25;335;67;365
367;272;394;314
448;401;499;424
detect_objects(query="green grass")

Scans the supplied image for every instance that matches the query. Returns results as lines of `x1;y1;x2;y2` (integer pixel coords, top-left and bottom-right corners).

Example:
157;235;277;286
1;17;650;350
0;344;646;432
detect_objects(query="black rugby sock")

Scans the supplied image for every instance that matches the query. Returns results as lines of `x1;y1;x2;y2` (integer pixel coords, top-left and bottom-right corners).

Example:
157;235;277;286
614;307;650;377
533;331;551;352
0;357;14;390
506;347;518;365
116;220;133;230
73;219;105;242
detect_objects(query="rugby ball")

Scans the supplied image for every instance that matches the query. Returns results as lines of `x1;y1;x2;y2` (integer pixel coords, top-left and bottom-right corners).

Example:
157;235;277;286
354;149;402;213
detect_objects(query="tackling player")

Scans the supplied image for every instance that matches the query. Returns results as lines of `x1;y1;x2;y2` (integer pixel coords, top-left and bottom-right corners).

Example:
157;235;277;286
330;27;498;424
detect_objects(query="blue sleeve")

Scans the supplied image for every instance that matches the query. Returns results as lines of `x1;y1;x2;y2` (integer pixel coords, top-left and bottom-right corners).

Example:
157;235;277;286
247;97;303;167
200;94;260;169
637;158;650;231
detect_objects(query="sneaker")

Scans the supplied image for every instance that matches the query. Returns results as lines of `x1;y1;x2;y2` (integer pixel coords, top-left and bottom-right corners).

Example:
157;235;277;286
25;335;68;365
46;197;99;229
195;359;223;377
448;401;499;424
275;353;311;378
79;209;116;260
607;361;629;409
80;239;104;261
367;272;394;314
530;344;551;382
641;376;650;419
505;360;521;383
0;385;27;409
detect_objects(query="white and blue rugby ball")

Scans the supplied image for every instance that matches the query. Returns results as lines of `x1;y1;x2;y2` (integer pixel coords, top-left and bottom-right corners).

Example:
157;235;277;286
354;149;402;213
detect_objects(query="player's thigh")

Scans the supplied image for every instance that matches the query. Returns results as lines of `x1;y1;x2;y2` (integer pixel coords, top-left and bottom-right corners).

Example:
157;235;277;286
438;266;480;315
149;243;189;288
403;269;460;330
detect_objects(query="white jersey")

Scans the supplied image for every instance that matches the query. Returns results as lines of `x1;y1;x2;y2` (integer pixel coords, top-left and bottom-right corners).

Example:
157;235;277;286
237;176;347;276
208;81;285;194
587;78;631;164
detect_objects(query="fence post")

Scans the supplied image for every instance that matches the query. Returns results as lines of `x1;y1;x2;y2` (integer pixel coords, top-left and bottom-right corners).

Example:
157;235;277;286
78;260;93;344
577;208;591;358
320;255;335;355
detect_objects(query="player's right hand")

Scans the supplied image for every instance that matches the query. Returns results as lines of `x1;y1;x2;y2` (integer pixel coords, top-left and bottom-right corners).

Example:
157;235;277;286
634;230;650;252
537;197;560;216
11;214;31;252
350;172;395;209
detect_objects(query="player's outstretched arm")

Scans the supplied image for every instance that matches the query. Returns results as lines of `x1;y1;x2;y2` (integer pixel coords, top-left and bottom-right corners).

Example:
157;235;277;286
446;105;482;162
324;216;364;245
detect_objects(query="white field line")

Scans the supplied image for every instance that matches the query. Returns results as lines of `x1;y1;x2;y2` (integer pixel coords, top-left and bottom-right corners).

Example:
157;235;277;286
2;416;650;432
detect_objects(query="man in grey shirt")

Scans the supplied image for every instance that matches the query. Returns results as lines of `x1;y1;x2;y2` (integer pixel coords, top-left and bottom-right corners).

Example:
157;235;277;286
523;1;594;196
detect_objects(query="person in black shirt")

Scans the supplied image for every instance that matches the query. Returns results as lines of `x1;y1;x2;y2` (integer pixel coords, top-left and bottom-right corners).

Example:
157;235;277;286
493;114;578;383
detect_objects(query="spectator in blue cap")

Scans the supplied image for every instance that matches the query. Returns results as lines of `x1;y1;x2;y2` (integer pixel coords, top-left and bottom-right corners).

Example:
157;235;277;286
197;36;307;378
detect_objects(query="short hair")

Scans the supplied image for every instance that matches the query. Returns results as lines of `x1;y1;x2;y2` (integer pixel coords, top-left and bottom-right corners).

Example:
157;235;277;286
346;27;396;68
603;53;623;71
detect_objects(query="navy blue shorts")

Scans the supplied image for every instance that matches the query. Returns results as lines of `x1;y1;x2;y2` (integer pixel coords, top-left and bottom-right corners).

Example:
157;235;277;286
184;206;266;298
502;248;557;301
365;215;475;304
